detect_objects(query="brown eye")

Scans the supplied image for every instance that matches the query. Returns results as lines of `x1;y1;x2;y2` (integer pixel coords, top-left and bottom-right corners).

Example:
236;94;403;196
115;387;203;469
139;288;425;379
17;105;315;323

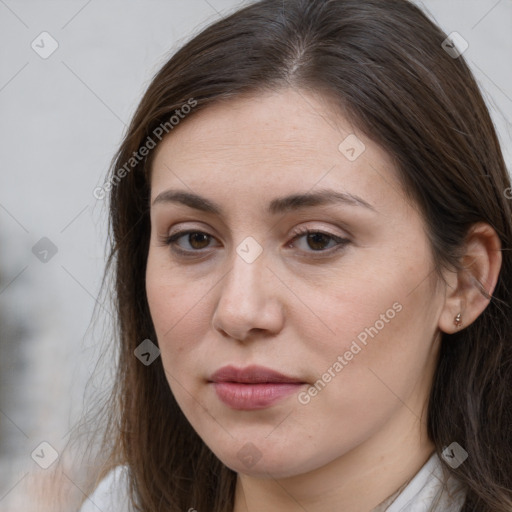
163;230;217;255
288;228;351;258
305;232;332;251
187;232;211;249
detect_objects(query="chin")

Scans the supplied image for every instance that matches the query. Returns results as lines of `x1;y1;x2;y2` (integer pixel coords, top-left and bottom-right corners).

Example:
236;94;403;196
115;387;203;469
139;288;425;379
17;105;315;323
223;455;303;478
208;438;325;479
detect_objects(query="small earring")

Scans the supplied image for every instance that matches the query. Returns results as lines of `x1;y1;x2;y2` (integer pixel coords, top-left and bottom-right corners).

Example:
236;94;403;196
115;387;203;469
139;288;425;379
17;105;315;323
454;313;462;328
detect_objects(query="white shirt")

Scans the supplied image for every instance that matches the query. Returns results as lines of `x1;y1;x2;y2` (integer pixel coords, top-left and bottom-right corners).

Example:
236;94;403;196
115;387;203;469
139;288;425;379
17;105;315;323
79;453;466;511
79;464;131;512
370;453;467;511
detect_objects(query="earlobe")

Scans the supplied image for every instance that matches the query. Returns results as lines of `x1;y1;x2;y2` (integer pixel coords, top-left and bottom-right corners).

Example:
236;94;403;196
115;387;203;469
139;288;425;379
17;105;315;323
438;222;502;334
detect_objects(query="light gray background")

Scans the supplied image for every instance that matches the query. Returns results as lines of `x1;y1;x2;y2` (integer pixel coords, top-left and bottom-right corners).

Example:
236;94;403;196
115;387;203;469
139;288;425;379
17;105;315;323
0;0;511;510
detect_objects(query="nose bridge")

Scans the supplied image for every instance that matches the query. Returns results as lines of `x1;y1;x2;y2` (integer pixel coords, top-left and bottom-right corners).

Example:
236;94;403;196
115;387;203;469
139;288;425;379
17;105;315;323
221;240;268;309
212;237;283;339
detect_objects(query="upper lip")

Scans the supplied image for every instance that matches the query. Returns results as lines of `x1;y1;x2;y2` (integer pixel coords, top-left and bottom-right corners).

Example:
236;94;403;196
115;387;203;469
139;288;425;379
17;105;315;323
209;365;304;384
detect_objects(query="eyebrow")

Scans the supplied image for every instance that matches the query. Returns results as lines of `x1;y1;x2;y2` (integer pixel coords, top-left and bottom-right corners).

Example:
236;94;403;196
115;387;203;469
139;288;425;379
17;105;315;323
152;188;377;215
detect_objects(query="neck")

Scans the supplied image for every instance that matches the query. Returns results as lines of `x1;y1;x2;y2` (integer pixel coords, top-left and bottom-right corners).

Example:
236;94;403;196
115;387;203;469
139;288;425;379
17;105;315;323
233;405;435;512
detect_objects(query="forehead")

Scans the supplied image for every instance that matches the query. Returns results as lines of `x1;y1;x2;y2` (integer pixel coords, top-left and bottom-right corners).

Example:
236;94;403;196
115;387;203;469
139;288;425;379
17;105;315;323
149;88;402;214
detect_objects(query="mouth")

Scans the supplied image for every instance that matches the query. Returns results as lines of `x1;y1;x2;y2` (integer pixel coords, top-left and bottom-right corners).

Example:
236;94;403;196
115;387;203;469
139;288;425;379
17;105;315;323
208;365;307;410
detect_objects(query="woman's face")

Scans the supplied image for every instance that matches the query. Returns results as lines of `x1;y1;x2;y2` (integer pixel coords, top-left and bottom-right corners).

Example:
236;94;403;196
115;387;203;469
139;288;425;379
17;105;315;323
146;88;445;478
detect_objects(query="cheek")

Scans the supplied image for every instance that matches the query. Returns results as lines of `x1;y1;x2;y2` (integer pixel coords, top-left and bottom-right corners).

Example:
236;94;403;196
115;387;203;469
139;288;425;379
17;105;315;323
298;250;439;400
296;266;404;359
313;284;438;422
145;256;215;374
145;275;208;414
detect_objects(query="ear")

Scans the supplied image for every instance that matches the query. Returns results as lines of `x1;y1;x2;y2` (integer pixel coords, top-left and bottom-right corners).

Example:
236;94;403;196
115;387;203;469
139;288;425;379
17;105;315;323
438;222;502;334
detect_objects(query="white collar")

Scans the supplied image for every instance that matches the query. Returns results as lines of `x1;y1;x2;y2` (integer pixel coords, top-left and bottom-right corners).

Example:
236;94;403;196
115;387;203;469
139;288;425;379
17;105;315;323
371;453;467;512
81;453;467;512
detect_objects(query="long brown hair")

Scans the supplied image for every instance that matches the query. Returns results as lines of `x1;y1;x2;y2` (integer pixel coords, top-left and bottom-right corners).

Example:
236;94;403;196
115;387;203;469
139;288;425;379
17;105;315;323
80;0;512;510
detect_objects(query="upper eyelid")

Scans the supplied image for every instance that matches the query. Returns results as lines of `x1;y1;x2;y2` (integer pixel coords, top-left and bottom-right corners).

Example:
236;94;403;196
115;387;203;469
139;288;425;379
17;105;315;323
164;217;352;236
165;225;347;242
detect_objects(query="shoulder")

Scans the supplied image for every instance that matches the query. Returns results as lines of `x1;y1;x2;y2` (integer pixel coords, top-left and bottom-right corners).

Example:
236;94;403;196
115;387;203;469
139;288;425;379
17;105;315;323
78;465;131;512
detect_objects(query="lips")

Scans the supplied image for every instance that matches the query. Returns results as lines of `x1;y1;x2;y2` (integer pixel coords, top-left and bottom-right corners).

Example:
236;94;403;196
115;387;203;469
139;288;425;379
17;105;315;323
209;365;306;410
209;364;304;384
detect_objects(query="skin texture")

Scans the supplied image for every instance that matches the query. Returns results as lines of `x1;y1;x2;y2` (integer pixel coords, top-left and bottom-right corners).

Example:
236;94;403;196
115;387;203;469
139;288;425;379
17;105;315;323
145;88;501;511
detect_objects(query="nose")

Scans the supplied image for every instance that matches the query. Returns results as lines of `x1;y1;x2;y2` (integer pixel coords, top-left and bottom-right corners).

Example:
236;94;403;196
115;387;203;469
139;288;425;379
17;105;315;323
211;245;285;343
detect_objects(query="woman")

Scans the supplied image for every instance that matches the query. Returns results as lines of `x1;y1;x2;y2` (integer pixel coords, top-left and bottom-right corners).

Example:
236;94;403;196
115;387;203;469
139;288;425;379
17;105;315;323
78;0;512;510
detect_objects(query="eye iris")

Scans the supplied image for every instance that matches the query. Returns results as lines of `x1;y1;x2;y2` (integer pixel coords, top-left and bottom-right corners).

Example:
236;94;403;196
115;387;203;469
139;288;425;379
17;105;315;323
307;232;330;250
189;232;210;249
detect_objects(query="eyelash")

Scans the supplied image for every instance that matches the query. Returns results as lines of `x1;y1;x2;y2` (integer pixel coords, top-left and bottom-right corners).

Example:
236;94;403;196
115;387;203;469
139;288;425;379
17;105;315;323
159;227;350;259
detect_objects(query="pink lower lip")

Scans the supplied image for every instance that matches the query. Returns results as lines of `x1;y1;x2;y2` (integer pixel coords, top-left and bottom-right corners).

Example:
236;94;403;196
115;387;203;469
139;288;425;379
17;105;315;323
212;382;304;410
